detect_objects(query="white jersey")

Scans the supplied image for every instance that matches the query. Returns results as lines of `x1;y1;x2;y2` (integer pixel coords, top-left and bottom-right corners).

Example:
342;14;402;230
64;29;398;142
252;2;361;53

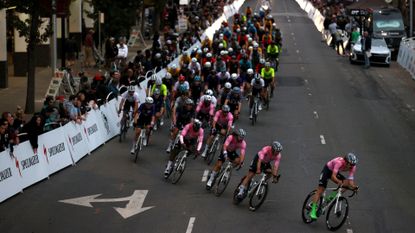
200;94;217;107
121;91;140;103
251;78;265;89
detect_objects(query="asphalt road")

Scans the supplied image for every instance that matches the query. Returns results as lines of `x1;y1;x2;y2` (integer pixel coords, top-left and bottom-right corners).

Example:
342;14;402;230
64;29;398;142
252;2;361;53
1;0;415;232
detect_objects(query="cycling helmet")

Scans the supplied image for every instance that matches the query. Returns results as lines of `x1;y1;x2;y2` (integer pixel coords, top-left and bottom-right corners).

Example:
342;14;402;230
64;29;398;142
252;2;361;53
150;74;157;81
179;84;188;93
253;43;259;48
228;47;233;53
247;68;254;75
191;57;197;63
179;75;186;82
205;89;214;96
254;73;261;80
231;73;238;80
204;62;212;68
165;72;172;79
232;87;241;94
194;75;201;81
203;47;209;53
145;96;154;104
271;141;283;152
171;64;177;69
185;98;194;105
206;53;212;58
260;58;265;64
265;62;271;67
224;82;232;89
155;78;162;85
220;50;226;56
193;119;202;131
236;128;246;140
127;85;135;92
153;88;161;95
219;43;224;48
222;104;230;113
197;49;202;54
155;53;161;58
248;38;253;43
204;95;212;102
345;153;358;166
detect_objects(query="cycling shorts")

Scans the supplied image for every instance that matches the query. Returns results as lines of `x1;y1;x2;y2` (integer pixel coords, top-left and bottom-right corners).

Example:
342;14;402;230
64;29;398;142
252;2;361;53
134;116;152;129
318;165;346;188
264;78;272;88
248;154;272;173
218;150;239;162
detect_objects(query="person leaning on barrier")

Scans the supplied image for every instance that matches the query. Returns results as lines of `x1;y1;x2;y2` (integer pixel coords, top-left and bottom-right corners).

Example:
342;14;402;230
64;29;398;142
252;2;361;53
22;114;44;154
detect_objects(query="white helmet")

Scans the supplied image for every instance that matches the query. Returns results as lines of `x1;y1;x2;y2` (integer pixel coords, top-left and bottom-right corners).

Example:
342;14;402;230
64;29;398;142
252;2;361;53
260;58;266;64
204;62;212;68
191;57;197;63
150;74;157;81
127;85;135;92
155;78;162;85
171;64;177;69
231;73;238;80
206;53;212;58
228;47;233;53
145;96;154;104
253;43;259;48
203;47;209;53
219;43;224;48
220;50;226;56
165;72;172;79
224;82;232;89
205;89;213;96
247;68;254;75
204;95;212;102
167;40;172;44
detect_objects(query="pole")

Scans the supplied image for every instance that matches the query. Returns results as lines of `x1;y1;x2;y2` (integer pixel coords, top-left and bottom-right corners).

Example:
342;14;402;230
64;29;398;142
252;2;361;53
61;16;66;68
51;0;57;77
98;11;101;53
410;0;413;37
0;9;8;88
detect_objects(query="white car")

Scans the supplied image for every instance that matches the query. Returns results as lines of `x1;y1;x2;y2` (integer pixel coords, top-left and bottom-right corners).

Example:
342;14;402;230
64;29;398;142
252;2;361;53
350;37;391;66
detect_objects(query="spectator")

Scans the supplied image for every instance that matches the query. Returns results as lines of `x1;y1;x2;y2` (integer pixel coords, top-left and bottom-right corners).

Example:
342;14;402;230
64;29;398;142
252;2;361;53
14;106;25;130
66;36;78;67
105;37;118;69
116;37;128;69
328;18;338;49
0;121;10;153
65;95;82;123
361;31;371;69
22;114;44;154
84;29;95;68
78;71;91;93
1;112;19;152
43;106;61;131
334;30;345;56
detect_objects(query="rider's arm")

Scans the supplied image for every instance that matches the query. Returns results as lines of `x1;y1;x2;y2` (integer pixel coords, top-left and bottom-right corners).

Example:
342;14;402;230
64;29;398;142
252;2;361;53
271;68;275;79
227;113;234;131
197;128;204;151
330;162;345;186
179;124;189;144
223;135;232;152
196;101;202;113
257;147;267;173
272;153;281;177
261;68;265;77
212;111;220;128
150;105;156;125
209;103;215;117
239;141;247;163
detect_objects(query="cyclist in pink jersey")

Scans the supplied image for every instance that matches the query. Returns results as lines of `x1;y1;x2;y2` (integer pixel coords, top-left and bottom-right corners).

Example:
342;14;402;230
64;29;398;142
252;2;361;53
206;128;247;189
196;95;215;124
164;119;204;176
201;105;234;158
237;141;282;197
309;153;359;220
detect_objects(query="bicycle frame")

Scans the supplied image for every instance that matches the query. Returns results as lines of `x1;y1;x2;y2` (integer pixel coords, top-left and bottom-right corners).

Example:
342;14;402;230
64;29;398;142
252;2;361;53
319;187;345;215
248;173;268;197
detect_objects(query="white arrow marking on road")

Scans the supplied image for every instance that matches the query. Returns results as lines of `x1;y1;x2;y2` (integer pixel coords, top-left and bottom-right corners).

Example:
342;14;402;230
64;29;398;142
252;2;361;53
347;229;353;233
201;169;209;182
186;217;196;233
320;135;326;145
313;111;319;119
59;190;154;219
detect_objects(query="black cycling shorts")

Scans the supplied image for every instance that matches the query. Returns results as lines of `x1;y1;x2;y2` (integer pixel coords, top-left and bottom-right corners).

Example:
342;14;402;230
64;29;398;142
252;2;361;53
248;154;271;173
213;123;227;134
252;87;262;97
218;150;239;162
318;165;346;188
264;78;272;88
135;116;151;129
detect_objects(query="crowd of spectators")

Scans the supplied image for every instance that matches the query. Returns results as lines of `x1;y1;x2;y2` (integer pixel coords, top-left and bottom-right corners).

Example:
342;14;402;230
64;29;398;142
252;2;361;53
0;0;234;154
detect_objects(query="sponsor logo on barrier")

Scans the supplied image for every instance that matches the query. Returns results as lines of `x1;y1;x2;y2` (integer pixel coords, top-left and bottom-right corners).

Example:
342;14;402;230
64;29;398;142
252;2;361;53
0;167;12;182
87;124;98;136
71;133;83;146
43;145;49;163
20;154;39;170
43;143;66;159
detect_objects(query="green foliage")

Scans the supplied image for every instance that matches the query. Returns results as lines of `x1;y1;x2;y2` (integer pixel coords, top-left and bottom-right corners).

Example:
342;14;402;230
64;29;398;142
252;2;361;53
90;0;143;38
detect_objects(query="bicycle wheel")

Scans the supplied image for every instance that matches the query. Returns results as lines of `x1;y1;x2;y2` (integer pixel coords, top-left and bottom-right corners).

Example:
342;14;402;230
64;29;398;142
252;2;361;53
301;190;321;224
248;183;268;211
326;197;349;231
233;176;246;205
251;104;256;126
134;136;142;163
170;151;187;184
206;140;219;165
214;166;232;196
119;119;126;142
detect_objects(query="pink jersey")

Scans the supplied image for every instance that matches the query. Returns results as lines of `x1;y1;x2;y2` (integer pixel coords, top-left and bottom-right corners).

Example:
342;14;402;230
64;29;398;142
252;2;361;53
326;157;356;180
258;146;281;168
223;135;246;154
196;101;215;116
180;123;204;151
213;110;233;127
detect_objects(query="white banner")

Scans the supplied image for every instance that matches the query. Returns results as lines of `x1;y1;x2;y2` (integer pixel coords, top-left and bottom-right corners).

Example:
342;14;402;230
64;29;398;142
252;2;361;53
82;110;106;152
100;99;121;140
38;126;73;175
0;150;23;203
13;141;49;189
64;122;90;163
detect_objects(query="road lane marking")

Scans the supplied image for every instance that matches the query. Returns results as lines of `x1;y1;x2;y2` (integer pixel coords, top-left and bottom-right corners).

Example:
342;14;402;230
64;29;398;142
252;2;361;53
347;229;353;233
308;93;312;96
296;49;300;54
313;111;319;119
320;135;326;144
201;169;209;182
291;32;295;36
301;66;305;71
186;217;196;233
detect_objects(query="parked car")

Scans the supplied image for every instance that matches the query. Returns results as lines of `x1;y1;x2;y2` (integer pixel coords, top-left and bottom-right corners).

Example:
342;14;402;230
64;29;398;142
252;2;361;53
350;37;391;66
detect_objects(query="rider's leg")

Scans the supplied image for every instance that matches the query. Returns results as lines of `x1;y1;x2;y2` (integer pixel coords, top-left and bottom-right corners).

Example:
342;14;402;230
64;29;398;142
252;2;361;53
310;186;325;219
131;127;141;154
166;127;178;152
207;160;223;187
238;171;255;196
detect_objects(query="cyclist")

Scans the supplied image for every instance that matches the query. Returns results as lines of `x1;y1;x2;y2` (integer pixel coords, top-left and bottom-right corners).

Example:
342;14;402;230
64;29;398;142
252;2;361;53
218;82;232;108
206;128;247;189
118;85;140;124
236;141;282;198
166;98;195;153
151;88;165;131
266;40;280;62
249;73;265;118
164;119;204;176
131;97;155;153
201;104;234;158
190;75;204;104
224;87;242;120
196;95;215;126
244;68;255;97
200;89;217;107
229;73;242;89
151;77;168;98
261;61;275;100
173;75;190;99
309;153;359;220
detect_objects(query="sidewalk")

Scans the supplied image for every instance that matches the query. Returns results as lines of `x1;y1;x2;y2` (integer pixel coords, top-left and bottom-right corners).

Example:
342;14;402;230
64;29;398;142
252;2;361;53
0;43;150;116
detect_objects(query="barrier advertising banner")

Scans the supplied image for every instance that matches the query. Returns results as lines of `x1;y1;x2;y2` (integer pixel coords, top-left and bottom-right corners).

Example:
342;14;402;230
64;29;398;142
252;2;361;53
64;122;90;163
0;150;23;202
82;110;106;152
38;126;73;175
13;141;49;189
100;99;121;140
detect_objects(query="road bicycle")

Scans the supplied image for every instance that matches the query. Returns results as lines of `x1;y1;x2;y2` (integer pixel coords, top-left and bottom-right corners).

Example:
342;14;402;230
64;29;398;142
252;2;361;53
133;127;152;163
250;94;260;126
205;133;224;165
211;160;242;196
301;186;358;231
119;110;132;142
233;172;280;211
166;148;190;184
